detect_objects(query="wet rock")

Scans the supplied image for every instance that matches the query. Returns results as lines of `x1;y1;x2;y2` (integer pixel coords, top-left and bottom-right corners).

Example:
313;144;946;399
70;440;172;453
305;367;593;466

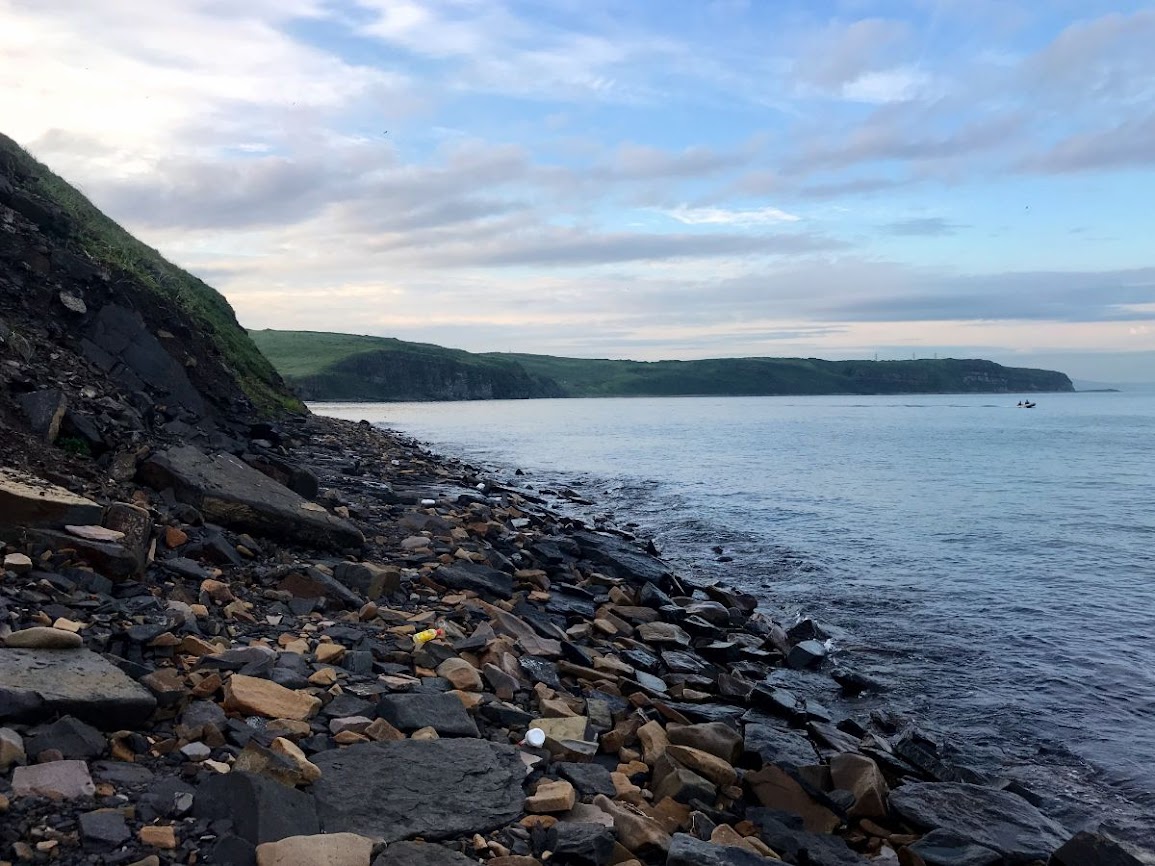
0;467;102;528
224;674;321;720
547;822;615;866
667;722;742;764
520;655;561;689
829;752;887;819
435;561;514;599
372;841;477;866
194;770;320;845
138;445;363;550
3;626;83;649
311;739;525;843
666;833;768;866
255;833;374;866
376;693;480;737
0;647;157;726
889;781;1067;863
1050;831;1150;866
571;530;671;585
786;639;827;670
831;667;884;695
12;759;96;798
80;809;132;848
907;829;1000;866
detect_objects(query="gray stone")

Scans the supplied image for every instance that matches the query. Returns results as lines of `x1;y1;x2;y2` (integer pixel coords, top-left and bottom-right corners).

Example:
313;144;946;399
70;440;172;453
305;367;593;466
548;822;615;866
786;639;827;670
742;722;817;769
372;841;476;866
558;761;617;798
0;647;156;727
1050;831;1151;866
889;782;1067;864
908;829;1000;866
18;389;67;443
571;530;672;585
333;561;401;599
0;467;102;530
667;833;768;866
311;739;525;843
638;622;691;647
13;759;96;799
80;809;131;848
138;445;363;551
667;722;743;764
746;809;866;866
435;561;513;599
193;770;319;845
375;693;479;737
26;715;107;760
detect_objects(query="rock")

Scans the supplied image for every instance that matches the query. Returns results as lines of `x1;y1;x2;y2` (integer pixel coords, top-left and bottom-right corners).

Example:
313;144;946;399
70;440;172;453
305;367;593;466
557;761;617;798
530;716;589;748
786;640;827;670
436;658;482;692
12;759;96;798
665;745;737;788
1050;831;1150;866
18;388;67;443
210;836;259;866
745;764;839;833
256;833;374;866
829;753;887;819
0;467;102;528
747;809;865;866
372;841;477;866
435;561;514;599
547;821;616;866
0;726;25;769
889;782;1067;863
80;809;132;848
526;779;577;813
139;825;178;848
311;739;525;843
224;674;321;720
637;622;691;647
593;794;671;855
3;552;32;572
138;446;363;551
0;647;156;726
666;833;768;866
667;722;742;764
194;771;320;845
270;737;322;783
103;501;153;565
376;693;480;737
741;722;816;770
831;667;884;695
333;561;401;599
26;715;106;760
637;720;669;764
3;626;83;649
653;763;716;805
571;530;672;585
907;829;1000;866
65;523;125;543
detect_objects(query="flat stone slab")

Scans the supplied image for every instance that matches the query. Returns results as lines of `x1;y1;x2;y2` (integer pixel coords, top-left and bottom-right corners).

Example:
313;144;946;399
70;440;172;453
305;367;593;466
138;445;363;551
311;739;525;843
375;693;479;737
0;467;102;530
0;648;156;728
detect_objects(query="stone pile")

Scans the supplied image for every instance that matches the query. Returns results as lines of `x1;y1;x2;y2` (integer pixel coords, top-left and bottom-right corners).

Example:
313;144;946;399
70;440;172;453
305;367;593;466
0;414;1148;866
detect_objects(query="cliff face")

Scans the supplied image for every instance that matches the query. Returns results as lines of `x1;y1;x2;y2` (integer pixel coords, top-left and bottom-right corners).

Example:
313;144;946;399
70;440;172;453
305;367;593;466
0;131;300;477
292;349;564;401
828;359;1074;394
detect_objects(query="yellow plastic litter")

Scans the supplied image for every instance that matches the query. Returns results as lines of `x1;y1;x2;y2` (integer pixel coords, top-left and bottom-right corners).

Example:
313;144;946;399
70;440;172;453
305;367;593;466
413;627;444;648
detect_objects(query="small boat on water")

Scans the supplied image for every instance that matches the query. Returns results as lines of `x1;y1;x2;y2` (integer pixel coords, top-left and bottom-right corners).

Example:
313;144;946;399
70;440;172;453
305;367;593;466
1016;400;1036;408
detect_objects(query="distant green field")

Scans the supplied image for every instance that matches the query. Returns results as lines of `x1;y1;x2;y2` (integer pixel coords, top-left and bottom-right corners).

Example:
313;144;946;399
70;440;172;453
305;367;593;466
249;329;1076;402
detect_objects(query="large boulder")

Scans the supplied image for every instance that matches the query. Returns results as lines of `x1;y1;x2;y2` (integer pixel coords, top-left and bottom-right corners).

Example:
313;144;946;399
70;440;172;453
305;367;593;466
434;562;513;600
310;739;525;842
889;782;1067;864
0;648;156;727
193;771;320;845
0;468;102;531
570;530;671;586
1050;831;1152;866
138;445;363;551
375;693;480;737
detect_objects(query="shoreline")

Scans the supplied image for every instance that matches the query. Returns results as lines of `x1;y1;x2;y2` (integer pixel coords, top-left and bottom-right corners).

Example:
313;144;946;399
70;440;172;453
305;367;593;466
0;411;1142;865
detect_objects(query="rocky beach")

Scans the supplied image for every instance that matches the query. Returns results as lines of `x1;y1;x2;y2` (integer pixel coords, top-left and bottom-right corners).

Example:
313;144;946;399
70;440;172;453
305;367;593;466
1;132;1152;866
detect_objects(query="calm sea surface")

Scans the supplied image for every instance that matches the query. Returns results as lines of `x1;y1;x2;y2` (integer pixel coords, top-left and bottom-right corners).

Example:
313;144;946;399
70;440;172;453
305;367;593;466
313;392;1155;843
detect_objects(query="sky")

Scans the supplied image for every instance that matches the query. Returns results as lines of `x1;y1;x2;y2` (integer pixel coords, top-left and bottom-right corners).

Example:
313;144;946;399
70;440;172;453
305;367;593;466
2;0;1154;382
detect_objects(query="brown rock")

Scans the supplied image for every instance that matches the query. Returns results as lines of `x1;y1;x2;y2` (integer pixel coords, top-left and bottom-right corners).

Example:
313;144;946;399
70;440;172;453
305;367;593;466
316;643;346;664
3;626;83;649
437;657;483;692
12;760;94;799
665;745;737;788
3;552;33;573
164;526;189;548
364;718;406;742
666;722;743;763
830;752;888;818
223;674;320;720
139;826;177;849
256;832;373;866
526;779;576;813
594;794;671;854
271;737;322;784
637;720;669;765
746;764;839;833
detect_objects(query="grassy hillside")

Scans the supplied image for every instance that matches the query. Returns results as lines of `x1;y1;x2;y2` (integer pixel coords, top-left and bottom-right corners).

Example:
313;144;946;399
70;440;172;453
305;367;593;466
250;330;1075;400
0;133;300;413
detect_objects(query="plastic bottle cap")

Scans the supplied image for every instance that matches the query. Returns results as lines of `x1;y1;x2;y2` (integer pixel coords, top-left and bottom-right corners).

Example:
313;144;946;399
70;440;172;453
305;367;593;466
524;728;546;748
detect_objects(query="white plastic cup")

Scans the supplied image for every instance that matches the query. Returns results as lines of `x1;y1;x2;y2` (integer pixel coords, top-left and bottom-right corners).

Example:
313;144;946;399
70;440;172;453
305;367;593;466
523;728;546;748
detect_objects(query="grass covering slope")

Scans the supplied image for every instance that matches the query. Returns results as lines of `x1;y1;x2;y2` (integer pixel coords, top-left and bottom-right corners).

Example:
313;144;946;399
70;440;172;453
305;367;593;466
249;330;1075;399
0;133;300;413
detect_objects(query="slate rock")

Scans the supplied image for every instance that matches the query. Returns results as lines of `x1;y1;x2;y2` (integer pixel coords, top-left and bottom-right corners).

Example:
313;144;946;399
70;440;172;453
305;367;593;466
558;762;617;798
12;759;96;799
1050;831;1150;866
18;388;67;443
138;445;363;551
435;561;514;600
908;829;1001;866
667;722;742;764
0;647;156;727
889;782;1067;863
571;530;672;585
0;467;102;529
26;715;106;760
520;655;561;689
547;822;615;866
666;833;768;866
80;809;131;848
746;809;866;866
376;693;479;737
742;722;817;770
786;639;827;670
372;841;477;866
311;739;525;843
210;835;258;866
193;770;320;845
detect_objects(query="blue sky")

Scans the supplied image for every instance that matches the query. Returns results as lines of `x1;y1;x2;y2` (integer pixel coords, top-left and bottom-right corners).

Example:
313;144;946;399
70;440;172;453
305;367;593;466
2;0;1154;381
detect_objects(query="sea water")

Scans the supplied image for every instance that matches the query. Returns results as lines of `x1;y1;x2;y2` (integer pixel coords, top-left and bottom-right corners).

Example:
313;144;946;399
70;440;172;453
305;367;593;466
313;392;1155;844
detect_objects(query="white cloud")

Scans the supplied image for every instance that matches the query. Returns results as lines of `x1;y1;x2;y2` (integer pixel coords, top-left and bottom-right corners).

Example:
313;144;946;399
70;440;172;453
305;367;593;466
841;67;932;104
664;205;801;226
